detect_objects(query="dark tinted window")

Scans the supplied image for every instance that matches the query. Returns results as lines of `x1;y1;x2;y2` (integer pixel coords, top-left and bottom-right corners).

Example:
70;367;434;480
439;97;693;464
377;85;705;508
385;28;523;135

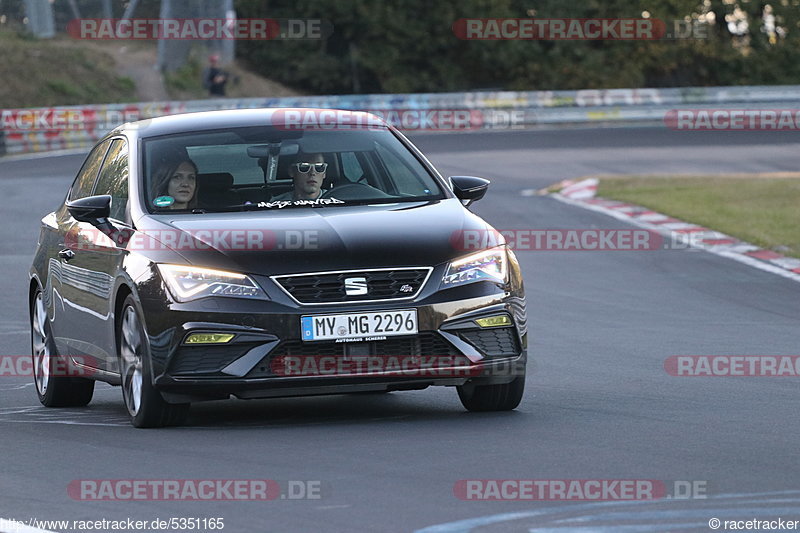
69;140;111;201
93;139;129;223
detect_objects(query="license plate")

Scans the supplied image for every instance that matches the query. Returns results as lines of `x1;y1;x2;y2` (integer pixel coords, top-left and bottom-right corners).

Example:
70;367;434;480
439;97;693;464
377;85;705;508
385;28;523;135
301;309;418;342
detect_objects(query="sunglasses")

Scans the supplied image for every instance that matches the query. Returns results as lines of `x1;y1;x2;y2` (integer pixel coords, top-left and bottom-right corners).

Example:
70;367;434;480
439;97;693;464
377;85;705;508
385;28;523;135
295;162;328;174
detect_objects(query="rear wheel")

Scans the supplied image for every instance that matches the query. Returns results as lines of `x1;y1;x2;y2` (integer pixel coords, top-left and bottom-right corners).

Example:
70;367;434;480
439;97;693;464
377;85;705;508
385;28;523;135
457;372;525;412
118;295;189;428
31;288;94;407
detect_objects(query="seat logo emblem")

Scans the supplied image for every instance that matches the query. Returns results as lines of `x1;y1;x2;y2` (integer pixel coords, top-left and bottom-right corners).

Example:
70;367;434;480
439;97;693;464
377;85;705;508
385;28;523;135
344;277;368;296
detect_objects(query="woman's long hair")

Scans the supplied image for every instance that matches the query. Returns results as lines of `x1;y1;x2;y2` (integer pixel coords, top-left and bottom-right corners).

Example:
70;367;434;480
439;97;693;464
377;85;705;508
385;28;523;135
150;155;199;210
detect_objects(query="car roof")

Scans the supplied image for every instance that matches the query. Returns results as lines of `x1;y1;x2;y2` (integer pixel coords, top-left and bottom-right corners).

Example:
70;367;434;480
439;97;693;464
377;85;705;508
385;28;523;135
113;108;389;139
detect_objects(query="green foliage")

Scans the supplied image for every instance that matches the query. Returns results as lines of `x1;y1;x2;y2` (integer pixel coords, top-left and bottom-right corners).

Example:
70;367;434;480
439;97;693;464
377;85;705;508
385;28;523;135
0;31;137;107
164;60;204;92
43;79;81;98
235;0;800;94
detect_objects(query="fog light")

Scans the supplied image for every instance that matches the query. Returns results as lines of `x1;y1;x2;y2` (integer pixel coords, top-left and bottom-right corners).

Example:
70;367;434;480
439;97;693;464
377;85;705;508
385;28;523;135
185;333;235;344
475;315;512;328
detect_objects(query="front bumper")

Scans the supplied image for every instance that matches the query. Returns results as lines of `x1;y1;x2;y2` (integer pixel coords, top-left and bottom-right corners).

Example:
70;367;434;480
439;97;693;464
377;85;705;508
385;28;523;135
137;270;527;403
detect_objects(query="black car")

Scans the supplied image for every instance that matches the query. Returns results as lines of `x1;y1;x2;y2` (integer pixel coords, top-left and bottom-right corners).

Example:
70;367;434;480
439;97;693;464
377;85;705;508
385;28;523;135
29;109;527;427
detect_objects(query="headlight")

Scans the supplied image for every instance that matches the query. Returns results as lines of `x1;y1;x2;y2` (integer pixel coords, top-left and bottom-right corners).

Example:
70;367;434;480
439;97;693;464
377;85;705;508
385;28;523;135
441;246;508;289
156;264;268;302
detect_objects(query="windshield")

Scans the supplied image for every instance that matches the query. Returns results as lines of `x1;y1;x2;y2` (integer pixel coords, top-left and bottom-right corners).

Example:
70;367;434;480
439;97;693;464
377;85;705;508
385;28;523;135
142;126;445;213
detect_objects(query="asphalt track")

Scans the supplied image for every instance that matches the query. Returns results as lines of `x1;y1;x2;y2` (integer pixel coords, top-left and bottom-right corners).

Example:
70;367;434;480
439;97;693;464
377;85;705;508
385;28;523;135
1;127;800;532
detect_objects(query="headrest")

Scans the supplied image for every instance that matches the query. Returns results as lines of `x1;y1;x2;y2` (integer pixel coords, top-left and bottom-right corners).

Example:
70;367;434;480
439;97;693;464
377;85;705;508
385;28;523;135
197;172;234;191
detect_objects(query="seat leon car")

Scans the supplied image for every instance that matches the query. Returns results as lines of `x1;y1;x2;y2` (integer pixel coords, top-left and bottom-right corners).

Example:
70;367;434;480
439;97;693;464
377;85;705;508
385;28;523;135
29;108;527;427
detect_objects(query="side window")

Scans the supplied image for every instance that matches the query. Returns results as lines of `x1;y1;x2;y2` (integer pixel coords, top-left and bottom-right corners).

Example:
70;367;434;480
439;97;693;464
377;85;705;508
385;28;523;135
69;139;112;201
93;139;129;223
341;152;364;182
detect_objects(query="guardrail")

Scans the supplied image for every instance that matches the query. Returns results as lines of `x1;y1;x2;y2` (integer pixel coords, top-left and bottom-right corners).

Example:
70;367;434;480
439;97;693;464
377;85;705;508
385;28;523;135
3;85;800;155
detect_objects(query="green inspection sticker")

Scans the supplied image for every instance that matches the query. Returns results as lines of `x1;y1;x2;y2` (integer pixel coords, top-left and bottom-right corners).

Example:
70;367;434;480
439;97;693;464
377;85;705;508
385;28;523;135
153;196;174;207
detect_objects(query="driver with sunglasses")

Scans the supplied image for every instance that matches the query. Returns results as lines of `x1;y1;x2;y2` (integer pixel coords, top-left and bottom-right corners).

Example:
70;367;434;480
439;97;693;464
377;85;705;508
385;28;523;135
271;153;328;201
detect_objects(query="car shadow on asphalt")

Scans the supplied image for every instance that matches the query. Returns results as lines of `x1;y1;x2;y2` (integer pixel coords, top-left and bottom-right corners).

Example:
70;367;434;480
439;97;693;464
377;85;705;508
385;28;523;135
3;384;529;429
181;391;527;429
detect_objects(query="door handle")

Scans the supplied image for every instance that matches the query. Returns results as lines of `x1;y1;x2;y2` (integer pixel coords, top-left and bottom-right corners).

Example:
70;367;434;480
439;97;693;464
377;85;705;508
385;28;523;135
58;248;75;261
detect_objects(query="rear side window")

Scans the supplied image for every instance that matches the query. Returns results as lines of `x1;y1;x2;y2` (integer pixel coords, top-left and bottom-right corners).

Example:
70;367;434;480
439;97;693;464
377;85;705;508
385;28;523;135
70;139;111;200
93;139;129;223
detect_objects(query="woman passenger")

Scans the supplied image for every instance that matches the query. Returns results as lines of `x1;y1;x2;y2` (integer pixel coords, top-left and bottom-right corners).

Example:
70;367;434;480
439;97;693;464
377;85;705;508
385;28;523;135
151;156;199;210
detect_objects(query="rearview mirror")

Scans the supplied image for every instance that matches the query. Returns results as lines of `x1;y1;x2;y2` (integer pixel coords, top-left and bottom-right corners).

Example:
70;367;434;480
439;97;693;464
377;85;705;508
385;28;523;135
66;194;112;224
247;142;300;158
450;176;490;206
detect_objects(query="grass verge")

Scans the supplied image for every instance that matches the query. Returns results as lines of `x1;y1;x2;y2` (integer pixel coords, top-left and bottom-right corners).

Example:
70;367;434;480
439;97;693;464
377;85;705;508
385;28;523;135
0;31;135;107
597;175;800;258
163;52;300;100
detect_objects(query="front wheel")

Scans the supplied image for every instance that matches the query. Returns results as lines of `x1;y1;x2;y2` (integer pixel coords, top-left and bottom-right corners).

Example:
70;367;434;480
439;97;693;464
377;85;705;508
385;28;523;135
457;373;525;412
31;288;94;407
117;295;189;428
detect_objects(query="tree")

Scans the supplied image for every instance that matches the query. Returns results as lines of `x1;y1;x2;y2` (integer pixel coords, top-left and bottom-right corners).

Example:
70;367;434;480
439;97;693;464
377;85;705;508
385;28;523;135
234;0;800;94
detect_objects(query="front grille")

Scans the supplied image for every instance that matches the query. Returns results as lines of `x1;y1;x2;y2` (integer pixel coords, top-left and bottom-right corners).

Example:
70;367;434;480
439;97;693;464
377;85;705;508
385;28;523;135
273;268;431;304
169;344;258;375
272;332;459;357
459;327;520;357
247;332;460;378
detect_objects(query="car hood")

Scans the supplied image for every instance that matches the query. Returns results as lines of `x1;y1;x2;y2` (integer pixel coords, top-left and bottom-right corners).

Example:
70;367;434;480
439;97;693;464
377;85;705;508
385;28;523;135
136;199;493;275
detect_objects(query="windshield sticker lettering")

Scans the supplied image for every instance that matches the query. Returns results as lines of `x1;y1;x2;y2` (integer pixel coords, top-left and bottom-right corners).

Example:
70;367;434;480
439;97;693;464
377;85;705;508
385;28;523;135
257;197;345;209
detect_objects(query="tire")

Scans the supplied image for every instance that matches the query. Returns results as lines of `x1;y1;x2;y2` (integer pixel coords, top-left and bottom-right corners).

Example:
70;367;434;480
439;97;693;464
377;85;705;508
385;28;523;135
117;295;189;428
457;373;525;412
30;287;94;407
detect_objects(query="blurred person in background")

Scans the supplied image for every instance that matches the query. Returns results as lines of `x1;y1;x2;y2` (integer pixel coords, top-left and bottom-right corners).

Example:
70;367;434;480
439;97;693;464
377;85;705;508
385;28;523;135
203;54;229;97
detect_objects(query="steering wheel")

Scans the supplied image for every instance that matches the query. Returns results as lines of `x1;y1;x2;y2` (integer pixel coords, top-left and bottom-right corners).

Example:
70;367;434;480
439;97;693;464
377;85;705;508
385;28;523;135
321;182;392;200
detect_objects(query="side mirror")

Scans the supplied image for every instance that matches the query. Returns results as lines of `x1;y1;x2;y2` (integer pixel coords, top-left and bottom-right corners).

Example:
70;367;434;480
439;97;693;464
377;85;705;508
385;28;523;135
66;194;112;224
450;176;490;206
